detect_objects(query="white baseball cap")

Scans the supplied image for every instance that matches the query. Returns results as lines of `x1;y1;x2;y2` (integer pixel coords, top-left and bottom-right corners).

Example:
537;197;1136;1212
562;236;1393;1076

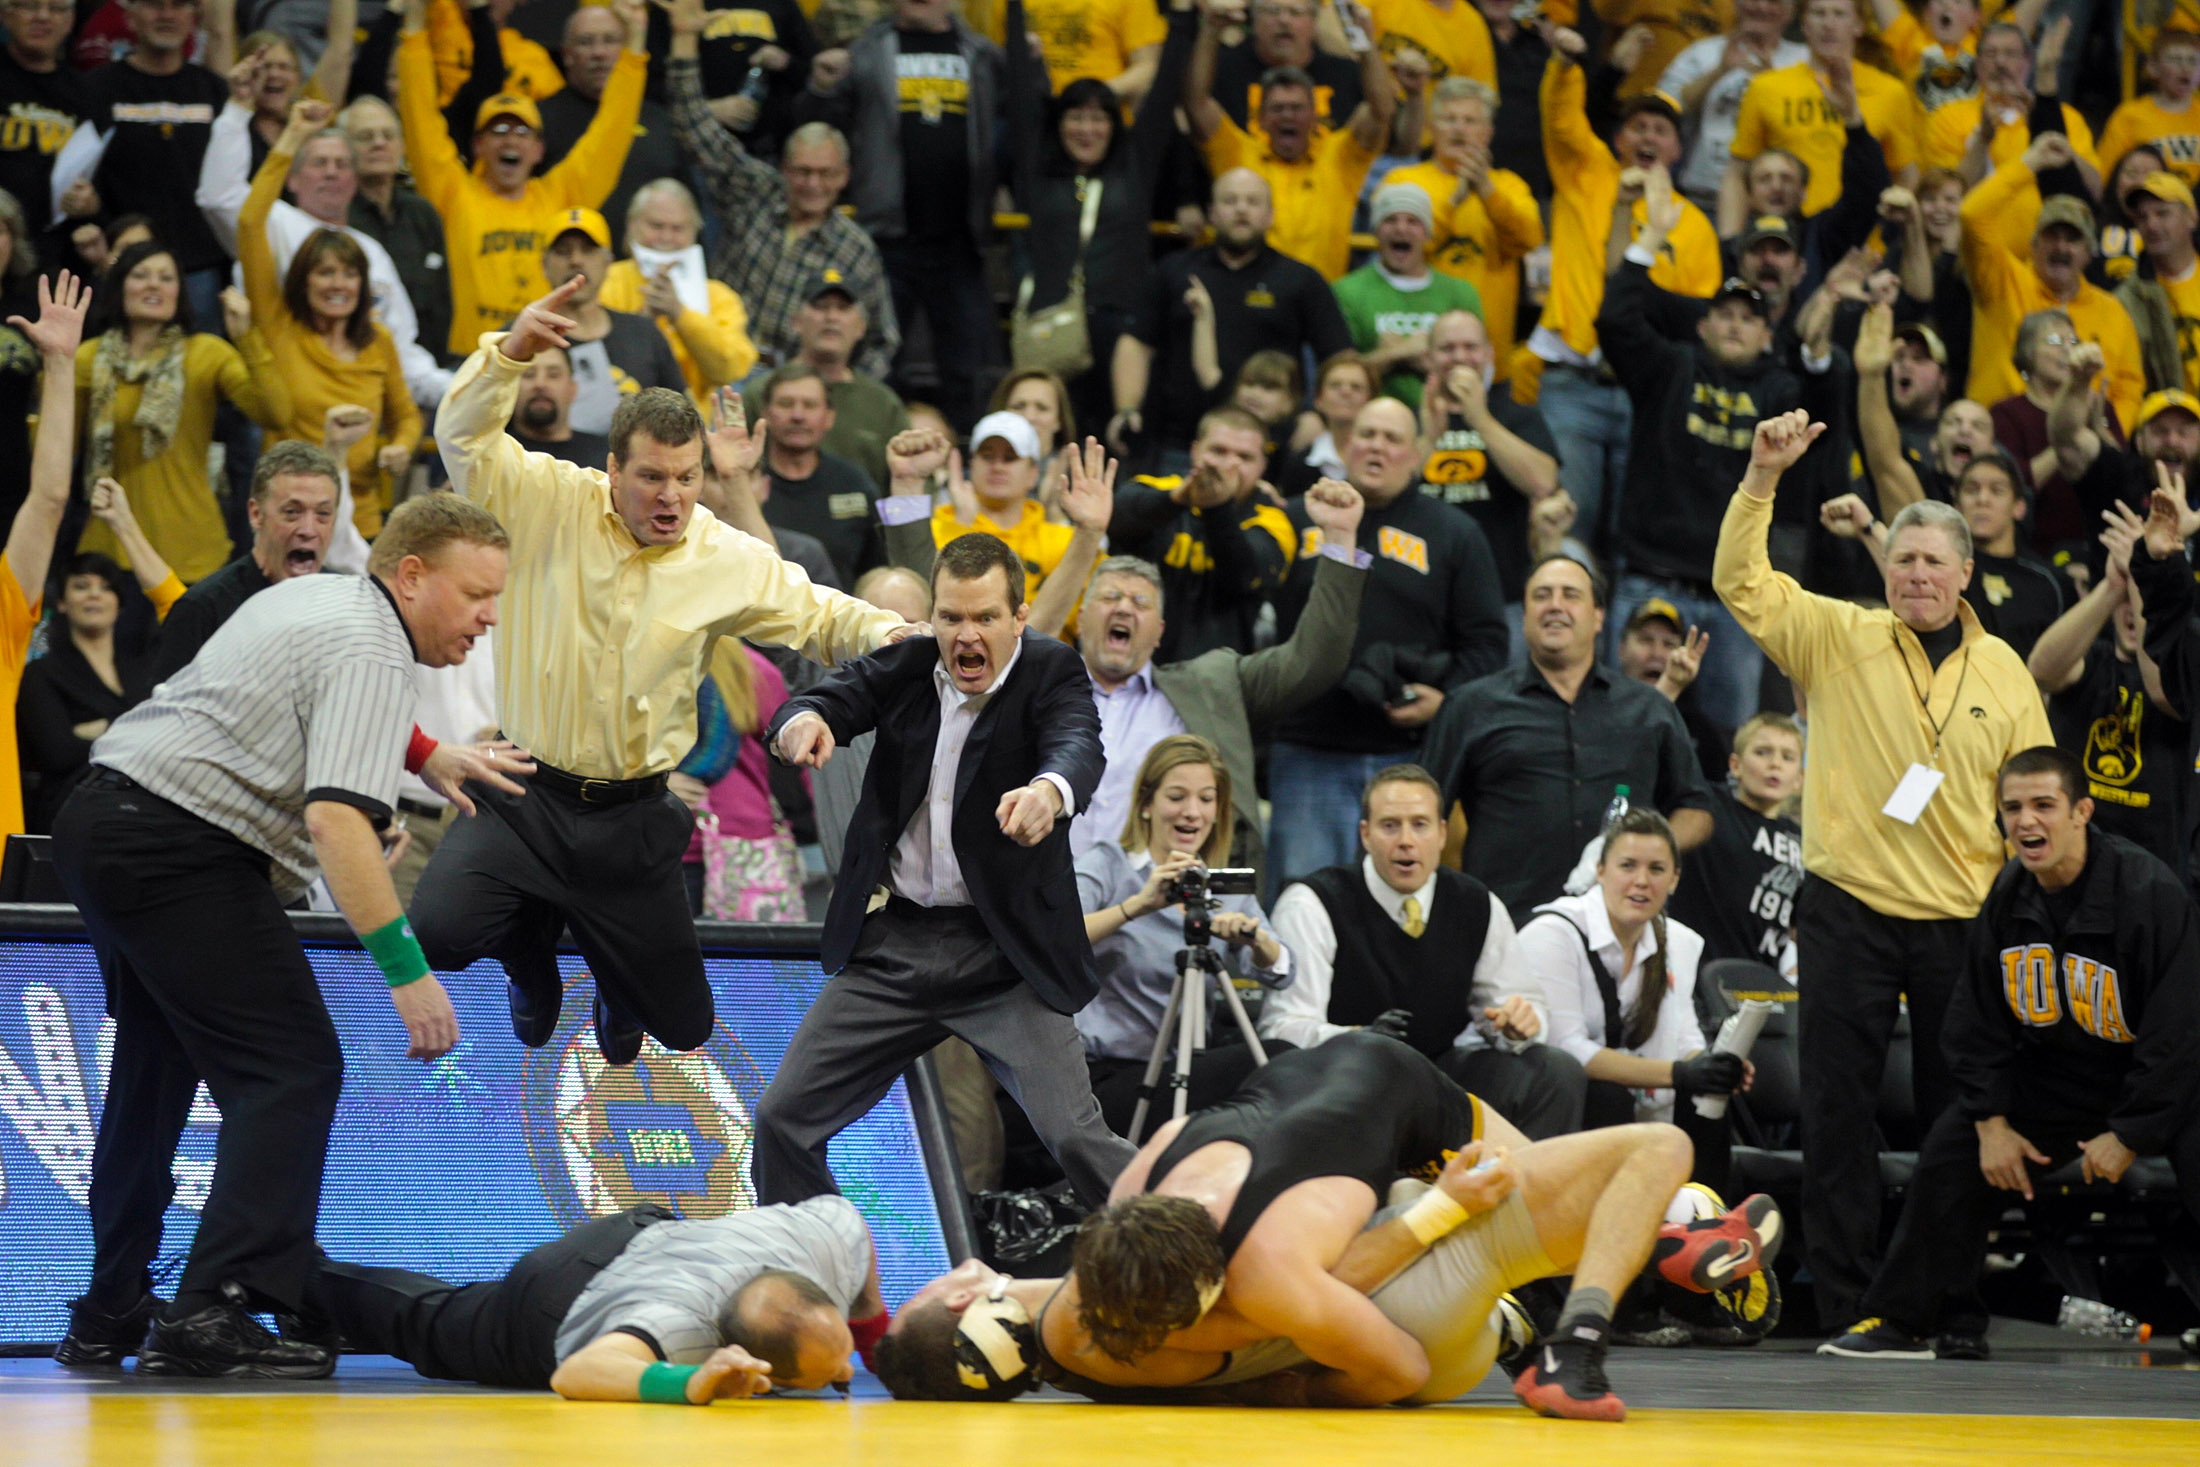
969;410;1042;461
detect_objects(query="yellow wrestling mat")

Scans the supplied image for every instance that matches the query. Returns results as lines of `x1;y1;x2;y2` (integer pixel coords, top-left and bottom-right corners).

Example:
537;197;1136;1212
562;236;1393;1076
8;1393;2197;1467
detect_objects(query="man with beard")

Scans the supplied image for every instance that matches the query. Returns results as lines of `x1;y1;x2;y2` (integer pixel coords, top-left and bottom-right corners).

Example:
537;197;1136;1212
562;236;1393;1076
1960;134;2144;428
506;346;608;468
1859;302;1999;511
1264;398;1506;896
1111;168;1350;465
396;0;647;356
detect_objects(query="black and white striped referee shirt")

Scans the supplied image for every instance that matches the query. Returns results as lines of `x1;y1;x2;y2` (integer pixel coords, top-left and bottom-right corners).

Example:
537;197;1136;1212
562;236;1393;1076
92;574;419;901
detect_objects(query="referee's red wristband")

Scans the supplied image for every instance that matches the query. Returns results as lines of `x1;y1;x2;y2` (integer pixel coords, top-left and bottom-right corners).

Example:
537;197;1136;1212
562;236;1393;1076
405;726;438;775
850;1309;890;1368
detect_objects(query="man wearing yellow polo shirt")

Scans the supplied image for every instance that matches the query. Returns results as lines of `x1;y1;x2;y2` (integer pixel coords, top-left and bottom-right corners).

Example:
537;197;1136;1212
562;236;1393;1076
1723;0;1918;233
1920;20;2097;195
1381;75;1540;380
1186;0;1396;279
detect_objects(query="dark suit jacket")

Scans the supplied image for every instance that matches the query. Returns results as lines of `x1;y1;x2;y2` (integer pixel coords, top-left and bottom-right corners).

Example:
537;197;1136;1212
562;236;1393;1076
769;628;1105;1013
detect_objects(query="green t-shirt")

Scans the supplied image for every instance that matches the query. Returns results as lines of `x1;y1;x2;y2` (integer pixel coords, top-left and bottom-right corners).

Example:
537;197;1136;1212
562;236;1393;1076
1330;265;1484;410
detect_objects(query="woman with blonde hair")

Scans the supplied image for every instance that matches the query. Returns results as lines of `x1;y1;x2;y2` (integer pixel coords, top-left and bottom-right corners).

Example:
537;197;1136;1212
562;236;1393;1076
240;99;422;539
1074;734;1291;1140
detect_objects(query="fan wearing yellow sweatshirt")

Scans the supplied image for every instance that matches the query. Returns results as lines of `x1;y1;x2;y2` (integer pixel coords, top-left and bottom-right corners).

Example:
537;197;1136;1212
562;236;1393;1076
397;0;649;357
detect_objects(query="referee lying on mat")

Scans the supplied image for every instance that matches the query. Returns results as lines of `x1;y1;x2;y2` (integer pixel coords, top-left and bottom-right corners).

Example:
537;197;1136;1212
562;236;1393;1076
51;495;505;1379
307;1196;890;1402
414;277;922;1065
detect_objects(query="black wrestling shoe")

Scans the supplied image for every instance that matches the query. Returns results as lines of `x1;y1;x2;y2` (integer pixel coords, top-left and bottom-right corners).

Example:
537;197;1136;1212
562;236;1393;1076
137;1284;336;1379
594;993;644;1066
1513;1336;1626;1422
509;979;561;1048
53;1292;163;1368
1816;1317;1934;1359
1934;1331;1990;1361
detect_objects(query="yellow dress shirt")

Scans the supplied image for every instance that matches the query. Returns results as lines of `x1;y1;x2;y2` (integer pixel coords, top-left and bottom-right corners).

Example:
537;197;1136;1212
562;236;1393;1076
439;335;903;777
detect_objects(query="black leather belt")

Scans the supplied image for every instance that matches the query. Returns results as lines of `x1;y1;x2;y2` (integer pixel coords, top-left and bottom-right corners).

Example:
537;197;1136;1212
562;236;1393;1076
397;796;446;820
84;766;140;791
529;761;671;805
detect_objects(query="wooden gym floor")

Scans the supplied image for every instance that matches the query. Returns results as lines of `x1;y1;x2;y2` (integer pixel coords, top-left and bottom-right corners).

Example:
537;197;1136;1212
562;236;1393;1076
4;1322;2194;1467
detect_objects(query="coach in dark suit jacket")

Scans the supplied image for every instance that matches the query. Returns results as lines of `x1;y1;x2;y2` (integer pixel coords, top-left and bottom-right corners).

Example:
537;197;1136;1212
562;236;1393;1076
754;533;1136;1208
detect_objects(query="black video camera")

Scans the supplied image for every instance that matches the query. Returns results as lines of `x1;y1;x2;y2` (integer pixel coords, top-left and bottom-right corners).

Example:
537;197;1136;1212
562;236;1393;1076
1165;864;1258;946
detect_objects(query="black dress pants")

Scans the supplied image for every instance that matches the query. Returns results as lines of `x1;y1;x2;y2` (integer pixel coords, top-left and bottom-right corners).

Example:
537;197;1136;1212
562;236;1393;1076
1440;1044;1590;1141
1794;875;1970;1328
1863;1106;2200;1336
408;779;712;1051
310;1205;671;1388
52;775;344;1314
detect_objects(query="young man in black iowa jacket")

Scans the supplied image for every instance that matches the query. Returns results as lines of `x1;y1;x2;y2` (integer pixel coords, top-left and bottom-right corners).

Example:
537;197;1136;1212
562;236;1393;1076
1821;746;2200;1361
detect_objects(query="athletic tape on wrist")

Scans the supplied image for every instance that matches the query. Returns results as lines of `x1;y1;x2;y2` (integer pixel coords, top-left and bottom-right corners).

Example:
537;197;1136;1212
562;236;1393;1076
362;916;432;988
638;1360;702;1405
1403;1186;1471;1245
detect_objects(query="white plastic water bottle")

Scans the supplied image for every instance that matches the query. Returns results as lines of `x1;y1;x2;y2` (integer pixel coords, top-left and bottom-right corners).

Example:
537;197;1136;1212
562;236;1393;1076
2057;1296;2150;1342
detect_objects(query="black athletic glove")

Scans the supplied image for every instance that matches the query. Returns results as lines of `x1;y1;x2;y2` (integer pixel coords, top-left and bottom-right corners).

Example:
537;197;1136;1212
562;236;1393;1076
1671;1050;1746;1095
1363;1008;1414;1041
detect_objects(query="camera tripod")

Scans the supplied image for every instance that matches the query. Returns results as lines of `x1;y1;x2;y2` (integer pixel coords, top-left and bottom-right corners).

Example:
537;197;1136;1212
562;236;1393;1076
1127;942;1270;1139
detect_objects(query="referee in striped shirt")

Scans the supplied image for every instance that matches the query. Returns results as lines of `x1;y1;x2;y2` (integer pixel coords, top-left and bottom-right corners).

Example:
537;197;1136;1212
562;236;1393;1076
50;494;510;1380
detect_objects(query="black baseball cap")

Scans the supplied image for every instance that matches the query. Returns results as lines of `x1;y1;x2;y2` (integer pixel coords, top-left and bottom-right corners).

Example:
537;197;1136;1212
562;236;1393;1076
1710;277;1774;322
806;267;857;304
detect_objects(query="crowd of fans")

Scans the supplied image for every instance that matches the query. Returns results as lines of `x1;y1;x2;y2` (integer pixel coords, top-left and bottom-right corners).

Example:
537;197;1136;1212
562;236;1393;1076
0;0;2196;1346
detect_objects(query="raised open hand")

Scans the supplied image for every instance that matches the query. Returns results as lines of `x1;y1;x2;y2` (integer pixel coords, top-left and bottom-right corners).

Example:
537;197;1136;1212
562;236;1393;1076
1059;435;1117;532
9;270;89;359
707;386;767;481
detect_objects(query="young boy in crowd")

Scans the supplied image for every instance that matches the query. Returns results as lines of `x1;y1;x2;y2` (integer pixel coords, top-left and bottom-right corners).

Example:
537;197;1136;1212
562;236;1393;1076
2102;28;2200;192
1667;713;1806;967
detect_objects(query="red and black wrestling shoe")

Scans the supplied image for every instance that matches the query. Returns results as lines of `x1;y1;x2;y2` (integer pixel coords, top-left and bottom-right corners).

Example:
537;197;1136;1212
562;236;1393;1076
1513;1334;1627;1422
1651;1192;1782;1293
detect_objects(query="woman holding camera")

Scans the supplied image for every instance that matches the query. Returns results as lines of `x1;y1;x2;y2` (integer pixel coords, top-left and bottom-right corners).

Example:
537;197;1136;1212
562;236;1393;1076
1075;734;1291;1139
1517;807;1751;1193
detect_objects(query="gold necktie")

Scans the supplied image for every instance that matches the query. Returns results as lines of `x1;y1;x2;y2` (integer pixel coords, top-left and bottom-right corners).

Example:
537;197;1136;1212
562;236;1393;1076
1401;896;1425;939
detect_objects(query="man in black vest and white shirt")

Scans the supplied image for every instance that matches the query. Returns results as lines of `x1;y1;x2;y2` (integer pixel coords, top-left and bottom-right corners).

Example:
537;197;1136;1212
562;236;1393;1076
1263;764;1586;1138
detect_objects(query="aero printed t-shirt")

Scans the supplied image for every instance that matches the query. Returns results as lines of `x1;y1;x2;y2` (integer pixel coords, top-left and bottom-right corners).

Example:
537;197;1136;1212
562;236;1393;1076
1666;787;1802;966
895;27;971;243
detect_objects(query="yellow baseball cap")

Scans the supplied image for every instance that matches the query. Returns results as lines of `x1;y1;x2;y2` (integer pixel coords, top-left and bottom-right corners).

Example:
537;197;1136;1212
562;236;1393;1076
544;207;612;250
474;92;542;133
2125;171;2198;216
2134;389;2200;433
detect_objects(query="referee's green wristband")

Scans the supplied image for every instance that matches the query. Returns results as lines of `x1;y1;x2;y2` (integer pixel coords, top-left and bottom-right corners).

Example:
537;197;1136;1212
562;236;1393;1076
361;916;431;989
638;1360;702;1405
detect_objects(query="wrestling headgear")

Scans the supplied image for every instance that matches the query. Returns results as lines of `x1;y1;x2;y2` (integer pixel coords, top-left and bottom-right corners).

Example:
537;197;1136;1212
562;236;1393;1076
952;1277;1041;1399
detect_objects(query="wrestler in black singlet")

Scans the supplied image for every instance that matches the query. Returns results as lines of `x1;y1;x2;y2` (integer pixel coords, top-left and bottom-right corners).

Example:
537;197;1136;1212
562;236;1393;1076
1141;1032;1485;1259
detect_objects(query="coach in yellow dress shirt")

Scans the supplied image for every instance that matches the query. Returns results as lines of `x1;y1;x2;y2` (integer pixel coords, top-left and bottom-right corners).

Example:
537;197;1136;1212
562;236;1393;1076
410;278;918;1066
